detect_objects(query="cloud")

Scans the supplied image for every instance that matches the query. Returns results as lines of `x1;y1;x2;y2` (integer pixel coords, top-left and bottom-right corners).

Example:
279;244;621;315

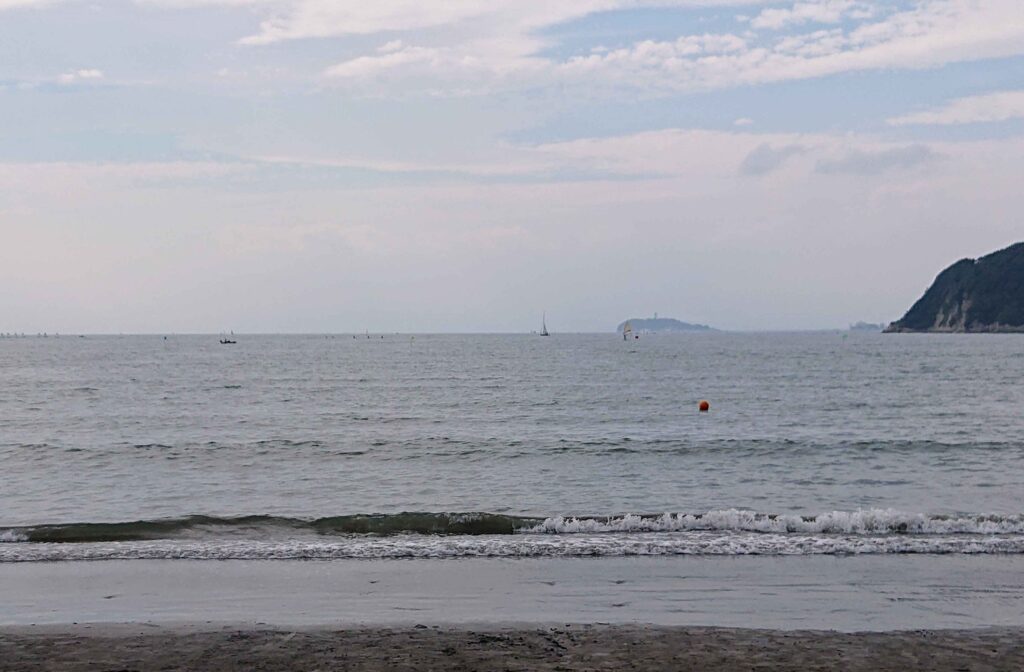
739;143;806;175
0;0;54;8
323;31;753;94
557;0;1024;97
887;89;1024;126
324;43;519;84
58;69;104;84
378;39;405;54
749;1;875;30
733;117;754;126
313;0;1024;98
815;145;938;175
6;0;1024;101
237;1;638;46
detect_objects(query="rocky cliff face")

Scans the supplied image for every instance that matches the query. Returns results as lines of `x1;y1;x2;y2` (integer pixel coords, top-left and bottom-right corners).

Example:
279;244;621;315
886;242;1024;333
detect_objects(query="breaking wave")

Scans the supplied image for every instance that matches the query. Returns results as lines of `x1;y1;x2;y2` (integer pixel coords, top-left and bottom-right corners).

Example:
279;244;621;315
0;512;537;543
527;510;1024;535
3;532;1024;562
3;508;1024;559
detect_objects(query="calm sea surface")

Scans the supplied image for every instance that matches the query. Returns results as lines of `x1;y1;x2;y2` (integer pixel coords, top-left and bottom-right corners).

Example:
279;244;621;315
2;332;1023;561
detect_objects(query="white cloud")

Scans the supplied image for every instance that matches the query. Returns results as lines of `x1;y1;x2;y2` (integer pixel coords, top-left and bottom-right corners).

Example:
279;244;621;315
0;0;54;8
324;32;751;95
750;0;875;30
561;1;1024;95
233;1;769;96
237;0;627;45
306;2;653;92
887;89;1024;125
378;39;405;54
733;117;754;126
58;69;104;84
316;0;1024;97
7;0;1023;101
326;44;482;80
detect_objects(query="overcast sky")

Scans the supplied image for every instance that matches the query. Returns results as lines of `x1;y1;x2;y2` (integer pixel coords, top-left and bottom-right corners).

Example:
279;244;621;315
1;0;1022;333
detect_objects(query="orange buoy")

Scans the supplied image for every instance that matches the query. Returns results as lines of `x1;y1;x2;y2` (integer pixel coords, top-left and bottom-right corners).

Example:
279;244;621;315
698;400;710;412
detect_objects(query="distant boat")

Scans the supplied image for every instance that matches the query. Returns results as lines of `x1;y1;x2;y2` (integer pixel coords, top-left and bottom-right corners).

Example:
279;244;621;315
540;313;550;336
622;321;633;341
219;338;236;345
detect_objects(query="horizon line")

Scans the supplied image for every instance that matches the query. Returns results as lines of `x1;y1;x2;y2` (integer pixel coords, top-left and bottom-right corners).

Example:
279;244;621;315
0;329;888;337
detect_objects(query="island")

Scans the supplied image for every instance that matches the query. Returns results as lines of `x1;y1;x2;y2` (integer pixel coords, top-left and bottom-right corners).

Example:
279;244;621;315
850;322;885;332
617;317;715;333
885;242;1024;333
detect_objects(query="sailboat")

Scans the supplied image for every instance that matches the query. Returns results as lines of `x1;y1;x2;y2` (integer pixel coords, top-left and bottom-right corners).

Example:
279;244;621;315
622;321;633;341
540;312;550;336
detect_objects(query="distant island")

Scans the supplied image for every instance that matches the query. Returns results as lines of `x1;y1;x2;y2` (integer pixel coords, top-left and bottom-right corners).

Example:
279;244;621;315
617;317;715;333
849;322;885;332
886;242;1024;333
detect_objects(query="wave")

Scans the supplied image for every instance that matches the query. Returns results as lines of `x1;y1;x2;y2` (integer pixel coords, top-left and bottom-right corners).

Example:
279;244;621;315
3;533;1024;562
0;513;540;543
528;510;1024;535
4;509;1024;545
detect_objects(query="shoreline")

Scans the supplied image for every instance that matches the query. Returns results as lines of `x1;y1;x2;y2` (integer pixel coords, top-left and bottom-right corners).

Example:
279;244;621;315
1;623;1021;671
5;556;1024;631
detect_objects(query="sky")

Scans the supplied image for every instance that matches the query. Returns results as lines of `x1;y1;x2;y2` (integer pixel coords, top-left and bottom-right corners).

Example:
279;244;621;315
1;0;1022;333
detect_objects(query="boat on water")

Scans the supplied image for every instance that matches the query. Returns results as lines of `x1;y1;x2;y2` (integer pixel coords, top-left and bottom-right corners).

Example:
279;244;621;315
622;321;633;341
219;338;236;344
540;313;550;336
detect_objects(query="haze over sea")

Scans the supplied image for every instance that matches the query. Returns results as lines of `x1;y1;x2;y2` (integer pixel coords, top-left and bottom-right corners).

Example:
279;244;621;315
2;332;1023;628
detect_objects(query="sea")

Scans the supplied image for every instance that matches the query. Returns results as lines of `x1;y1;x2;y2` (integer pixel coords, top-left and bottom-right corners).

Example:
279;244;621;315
2;332;1023;628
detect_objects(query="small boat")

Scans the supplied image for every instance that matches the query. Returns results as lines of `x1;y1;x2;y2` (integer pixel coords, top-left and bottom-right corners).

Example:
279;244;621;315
540;312;550;336
623;321;632;341
219;338;236;344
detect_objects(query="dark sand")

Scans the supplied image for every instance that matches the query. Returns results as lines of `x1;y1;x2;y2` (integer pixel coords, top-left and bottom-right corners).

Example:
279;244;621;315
1;624;1021;671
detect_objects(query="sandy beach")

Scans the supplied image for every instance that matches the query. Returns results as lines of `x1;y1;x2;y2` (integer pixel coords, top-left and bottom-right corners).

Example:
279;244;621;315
1;623;1021;671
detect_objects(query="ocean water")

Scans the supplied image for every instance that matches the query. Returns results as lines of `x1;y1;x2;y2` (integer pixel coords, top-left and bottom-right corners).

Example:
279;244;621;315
2;332;1024;563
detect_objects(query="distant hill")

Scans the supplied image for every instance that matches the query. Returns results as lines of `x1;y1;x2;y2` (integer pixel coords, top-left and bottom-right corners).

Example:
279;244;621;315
886;242;1024;333
849;322;885;332
617;317;715;333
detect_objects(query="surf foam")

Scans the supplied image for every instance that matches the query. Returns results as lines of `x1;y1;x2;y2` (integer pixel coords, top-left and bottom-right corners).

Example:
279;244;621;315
527;509;1024;535
3;531;1024;562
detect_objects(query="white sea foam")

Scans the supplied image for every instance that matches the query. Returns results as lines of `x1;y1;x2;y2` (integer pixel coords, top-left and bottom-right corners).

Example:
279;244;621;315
525;510;1024;536
2;531;1024;562
0;530;28;543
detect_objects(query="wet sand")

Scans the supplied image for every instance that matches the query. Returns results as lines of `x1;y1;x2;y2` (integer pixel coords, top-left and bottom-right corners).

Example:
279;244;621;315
1;623;1021;671
6;556;1024;631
